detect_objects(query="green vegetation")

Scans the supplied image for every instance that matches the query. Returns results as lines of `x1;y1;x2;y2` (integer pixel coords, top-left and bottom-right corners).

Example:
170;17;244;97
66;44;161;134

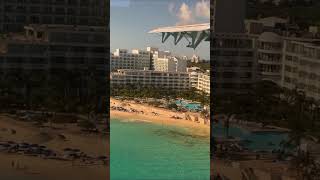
167;102;178;110
111;85;209;106
0;70;107;114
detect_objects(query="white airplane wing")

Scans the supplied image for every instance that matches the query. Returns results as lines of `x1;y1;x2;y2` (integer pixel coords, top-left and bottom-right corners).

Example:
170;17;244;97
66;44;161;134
148;23;210;33
149;23;210;49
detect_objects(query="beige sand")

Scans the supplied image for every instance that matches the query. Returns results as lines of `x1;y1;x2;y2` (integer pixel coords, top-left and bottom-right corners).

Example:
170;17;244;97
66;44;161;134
211;159;297;180
110;98;210;137
0;114;108;180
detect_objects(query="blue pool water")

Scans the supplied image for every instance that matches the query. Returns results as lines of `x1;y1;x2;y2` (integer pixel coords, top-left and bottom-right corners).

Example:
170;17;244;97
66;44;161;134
175;100;202;111
212;123;288;151
111;119;210;180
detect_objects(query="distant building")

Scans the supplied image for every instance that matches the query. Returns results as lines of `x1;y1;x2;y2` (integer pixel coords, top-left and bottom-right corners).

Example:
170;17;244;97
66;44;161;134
191;55;201;63
154;56;187;72
110;69;190;91
212;0;259;95
111;48;151;71
0;24;108;99
245;17;288;35
0;0;108;33
0;0;109;110
197;71;210;95
212;33;258;95
186;67;201;88
257;32;283;84
281;38;320;100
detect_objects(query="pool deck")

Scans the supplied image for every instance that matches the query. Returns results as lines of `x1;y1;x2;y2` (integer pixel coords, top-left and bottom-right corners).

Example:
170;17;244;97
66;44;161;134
214;114;291;133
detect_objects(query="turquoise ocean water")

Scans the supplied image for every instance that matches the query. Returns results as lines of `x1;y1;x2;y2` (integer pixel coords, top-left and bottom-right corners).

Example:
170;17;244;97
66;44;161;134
110;119;210;180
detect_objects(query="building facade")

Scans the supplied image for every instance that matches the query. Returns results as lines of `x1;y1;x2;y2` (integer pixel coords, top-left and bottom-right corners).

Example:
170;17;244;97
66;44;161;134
111;69;190;91
197;71;210;95
257;32;283;84
212;33;258;94
0;0;108;33
111;49;151;71
154;56;187;72
0;0;109;110
0;24;108;100
281;39;320;100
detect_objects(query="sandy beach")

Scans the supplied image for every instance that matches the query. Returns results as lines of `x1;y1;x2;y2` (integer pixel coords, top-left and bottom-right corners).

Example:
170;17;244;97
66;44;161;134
0;114;108;180
110;98;210;137
212;159;297;180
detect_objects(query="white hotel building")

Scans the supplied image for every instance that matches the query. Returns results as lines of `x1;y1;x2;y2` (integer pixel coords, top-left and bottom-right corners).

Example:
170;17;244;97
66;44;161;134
197;71;210;95
154;56;187;72
110;69;190;91
282;39;320;100
111;49;151;71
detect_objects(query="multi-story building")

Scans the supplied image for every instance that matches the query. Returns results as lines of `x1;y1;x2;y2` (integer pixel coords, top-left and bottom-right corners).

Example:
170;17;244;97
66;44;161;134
187;67;201;88
146;47;159;70
110;69;190;91
212;0;258;95
212;33;258;94
197;71;210;95
0;24;108;99
257;32;283;84
154;56;187;72
111;49;151;71
191;54;201;63
281;39;320;100
0;0;109;110
0;0;108;33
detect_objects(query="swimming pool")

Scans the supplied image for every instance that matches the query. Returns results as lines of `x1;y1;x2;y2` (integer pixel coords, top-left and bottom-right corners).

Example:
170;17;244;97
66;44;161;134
175;100;202;111
212;123;288;151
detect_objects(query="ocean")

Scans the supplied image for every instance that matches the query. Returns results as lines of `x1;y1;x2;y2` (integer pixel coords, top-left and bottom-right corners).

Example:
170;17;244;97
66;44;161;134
110;119;210;180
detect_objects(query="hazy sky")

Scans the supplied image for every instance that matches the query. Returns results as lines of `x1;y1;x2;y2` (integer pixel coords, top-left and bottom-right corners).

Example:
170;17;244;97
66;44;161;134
110;0;210;59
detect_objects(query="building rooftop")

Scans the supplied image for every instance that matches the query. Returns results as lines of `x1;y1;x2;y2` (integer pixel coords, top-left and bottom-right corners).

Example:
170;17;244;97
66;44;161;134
259;32;282;43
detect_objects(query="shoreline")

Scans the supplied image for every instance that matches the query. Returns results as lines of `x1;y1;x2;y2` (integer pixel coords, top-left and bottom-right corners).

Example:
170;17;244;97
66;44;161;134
110;98;210;137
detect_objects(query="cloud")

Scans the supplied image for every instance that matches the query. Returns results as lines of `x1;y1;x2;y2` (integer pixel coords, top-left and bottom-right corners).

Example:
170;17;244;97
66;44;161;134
195;0;210;19
176;3;193;25
168;2;176;15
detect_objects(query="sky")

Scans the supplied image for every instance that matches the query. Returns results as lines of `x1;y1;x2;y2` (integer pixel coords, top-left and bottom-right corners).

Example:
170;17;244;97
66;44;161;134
110;0;210;60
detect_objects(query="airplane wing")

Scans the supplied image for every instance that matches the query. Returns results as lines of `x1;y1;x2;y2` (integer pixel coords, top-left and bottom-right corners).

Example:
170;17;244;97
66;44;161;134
148;23;210;49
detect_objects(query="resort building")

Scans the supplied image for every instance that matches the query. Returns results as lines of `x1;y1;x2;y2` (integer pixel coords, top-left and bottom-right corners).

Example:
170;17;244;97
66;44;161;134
0;0;109;109
197;71;210;95
191;55;201;63
281;38;320;100
110;69;191;91
212;33;259;95
257;32;283;84
111;49;151;71
212;0;259;95
154;56;187;72
187;67;202;88
0;24;108;99
0;0;108;33
245;17;288;35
